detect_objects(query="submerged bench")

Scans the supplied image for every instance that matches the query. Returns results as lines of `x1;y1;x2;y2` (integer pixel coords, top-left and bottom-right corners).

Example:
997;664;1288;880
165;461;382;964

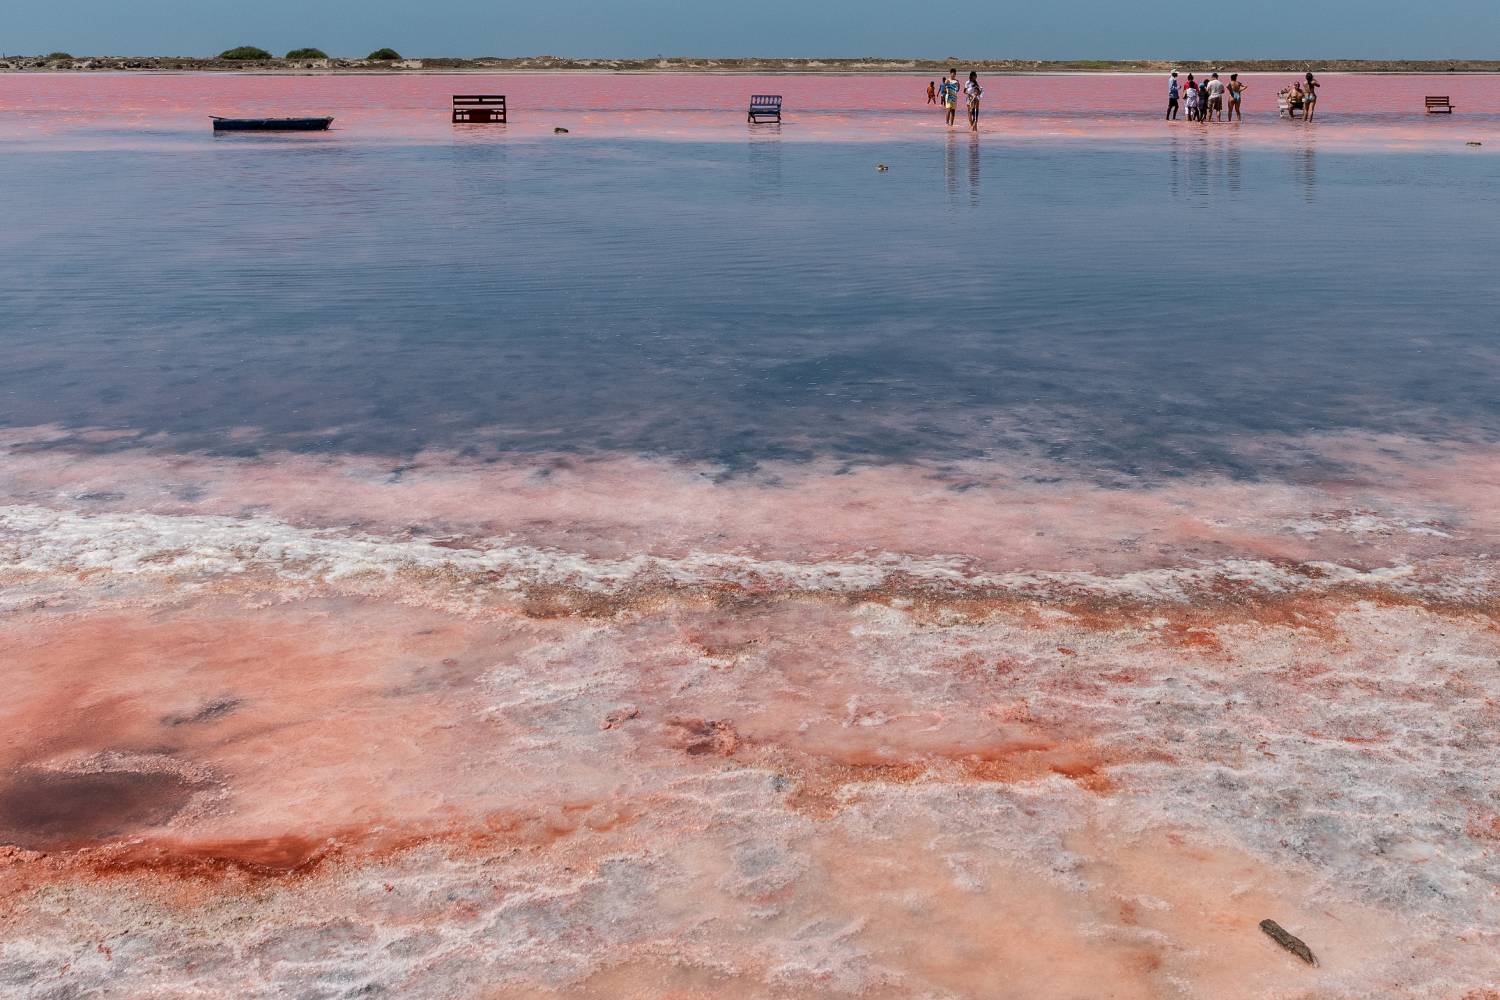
453;95;507;124
1425;95;1455;114
748;95;782;124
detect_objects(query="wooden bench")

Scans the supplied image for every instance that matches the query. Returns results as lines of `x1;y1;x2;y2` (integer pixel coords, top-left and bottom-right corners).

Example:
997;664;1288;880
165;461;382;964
1425;95;1454;114
453;95;507;124
748;95;782;124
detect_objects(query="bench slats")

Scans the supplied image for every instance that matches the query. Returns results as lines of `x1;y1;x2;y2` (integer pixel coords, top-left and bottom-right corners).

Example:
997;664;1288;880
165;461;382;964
453;94;506;124
1425;95;1454;113
748;95;783;123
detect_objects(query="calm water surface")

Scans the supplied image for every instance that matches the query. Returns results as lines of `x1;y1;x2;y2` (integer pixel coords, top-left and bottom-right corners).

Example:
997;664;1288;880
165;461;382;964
1;73;1497;476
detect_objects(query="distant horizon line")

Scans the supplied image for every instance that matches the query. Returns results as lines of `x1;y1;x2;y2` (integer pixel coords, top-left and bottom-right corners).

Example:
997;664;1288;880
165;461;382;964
5;53;1498;64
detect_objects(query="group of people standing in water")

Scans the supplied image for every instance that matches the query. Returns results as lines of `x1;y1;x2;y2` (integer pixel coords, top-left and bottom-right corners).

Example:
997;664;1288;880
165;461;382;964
926;69;983;130
1167;71;1248;122
1168;69;1320;121
921;68;1322;128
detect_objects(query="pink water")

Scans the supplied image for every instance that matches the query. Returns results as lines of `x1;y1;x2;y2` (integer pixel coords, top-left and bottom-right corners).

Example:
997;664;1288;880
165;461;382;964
2;71;1497;147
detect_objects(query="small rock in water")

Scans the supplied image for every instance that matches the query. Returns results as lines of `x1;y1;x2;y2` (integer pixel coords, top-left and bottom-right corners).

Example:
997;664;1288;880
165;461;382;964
554;127;570;134
876;164;889;171
1259;919;1318;967
1466;141;1482;146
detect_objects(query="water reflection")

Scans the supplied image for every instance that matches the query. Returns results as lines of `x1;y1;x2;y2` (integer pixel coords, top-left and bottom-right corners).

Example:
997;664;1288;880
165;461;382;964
1165;131;1250;198
942;130;982;208
968;132;981;207
1295;142;1318;202
747;127;782;198
1;131;1494;473
945;130;959;202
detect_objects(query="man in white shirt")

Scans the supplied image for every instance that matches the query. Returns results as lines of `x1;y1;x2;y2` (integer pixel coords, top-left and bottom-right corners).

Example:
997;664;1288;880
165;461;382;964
1206;73;1226;122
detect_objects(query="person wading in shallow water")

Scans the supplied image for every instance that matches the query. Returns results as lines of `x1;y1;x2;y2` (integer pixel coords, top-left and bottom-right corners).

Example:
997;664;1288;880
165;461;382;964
928;80;937;104
1206;72;1225;122
1167;70;1180;120
1226;73;1247;121
1303;71;1320;120
939;68;960;126
965;71;983;131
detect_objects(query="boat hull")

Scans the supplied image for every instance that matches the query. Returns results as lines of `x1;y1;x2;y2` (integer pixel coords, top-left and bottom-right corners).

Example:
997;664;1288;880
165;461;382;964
211;117;334;132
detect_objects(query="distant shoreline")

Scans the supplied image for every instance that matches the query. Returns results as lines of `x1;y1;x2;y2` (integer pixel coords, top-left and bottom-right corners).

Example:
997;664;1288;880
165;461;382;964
4;55;1499;74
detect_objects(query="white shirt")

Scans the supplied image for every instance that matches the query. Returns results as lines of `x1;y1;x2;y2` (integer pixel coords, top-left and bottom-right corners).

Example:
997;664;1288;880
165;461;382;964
1207;79;1224;97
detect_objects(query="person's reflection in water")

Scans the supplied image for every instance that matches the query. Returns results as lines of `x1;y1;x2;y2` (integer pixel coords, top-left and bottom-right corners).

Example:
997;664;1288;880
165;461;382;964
1168;132;1183;198
945;129;959;203
1226;136;1242;193
968;131;981;207
1295;142;1318;203
747;126;783;200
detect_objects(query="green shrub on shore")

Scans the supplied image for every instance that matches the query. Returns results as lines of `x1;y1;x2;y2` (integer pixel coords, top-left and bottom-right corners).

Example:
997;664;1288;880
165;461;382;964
366;47;401;60
219;46;273;60
285;47;328;59
45;52;74;60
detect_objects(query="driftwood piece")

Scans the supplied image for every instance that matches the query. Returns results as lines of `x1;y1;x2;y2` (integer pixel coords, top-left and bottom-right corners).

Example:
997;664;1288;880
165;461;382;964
1259;919;1319;967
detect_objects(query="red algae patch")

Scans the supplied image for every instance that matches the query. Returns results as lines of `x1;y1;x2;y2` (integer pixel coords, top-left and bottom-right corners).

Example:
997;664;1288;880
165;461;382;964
79;834;339;879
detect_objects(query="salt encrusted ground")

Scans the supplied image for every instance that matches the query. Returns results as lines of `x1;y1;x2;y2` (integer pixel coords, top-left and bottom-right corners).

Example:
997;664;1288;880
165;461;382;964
0;429;1496;998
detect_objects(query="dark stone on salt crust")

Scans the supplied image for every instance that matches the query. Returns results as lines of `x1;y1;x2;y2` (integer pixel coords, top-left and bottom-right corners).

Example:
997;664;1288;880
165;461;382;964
1259;918;1318;966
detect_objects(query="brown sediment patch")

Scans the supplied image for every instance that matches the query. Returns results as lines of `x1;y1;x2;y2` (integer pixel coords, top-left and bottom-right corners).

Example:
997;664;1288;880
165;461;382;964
959;742;1124;793
0;769;206;851
4;795;656;894
1156;622;1225;653
666;716;743;757
693;723;1149;815
921;584;1496;647
479;797;648;845
783;759;929;817
465;577;1500;655
515;585;619;620
81;833;338;879
161;697;242;727
1466;814;1500;842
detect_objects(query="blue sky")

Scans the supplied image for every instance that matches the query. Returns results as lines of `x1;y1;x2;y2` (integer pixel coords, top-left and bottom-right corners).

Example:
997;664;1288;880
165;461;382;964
5;0;1496;58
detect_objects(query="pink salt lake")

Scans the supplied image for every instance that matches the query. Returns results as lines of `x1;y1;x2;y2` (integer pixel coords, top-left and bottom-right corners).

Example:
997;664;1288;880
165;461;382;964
2;71;1497;148
0;71;1498;1000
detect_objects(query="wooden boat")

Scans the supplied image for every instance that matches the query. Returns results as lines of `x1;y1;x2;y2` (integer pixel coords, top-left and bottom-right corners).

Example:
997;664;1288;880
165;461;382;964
211;116;334;132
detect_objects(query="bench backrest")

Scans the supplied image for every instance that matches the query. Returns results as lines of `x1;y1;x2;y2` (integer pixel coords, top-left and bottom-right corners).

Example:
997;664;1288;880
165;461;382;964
749;95;782;109
1425;96;1451;105
452;94;507;123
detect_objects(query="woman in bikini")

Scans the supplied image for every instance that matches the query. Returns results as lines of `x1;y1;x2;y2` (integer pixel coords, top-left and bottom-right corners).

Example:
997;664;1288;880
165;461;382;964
965;71;983;131
1227;73;1247;122
1303;72;1320;121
